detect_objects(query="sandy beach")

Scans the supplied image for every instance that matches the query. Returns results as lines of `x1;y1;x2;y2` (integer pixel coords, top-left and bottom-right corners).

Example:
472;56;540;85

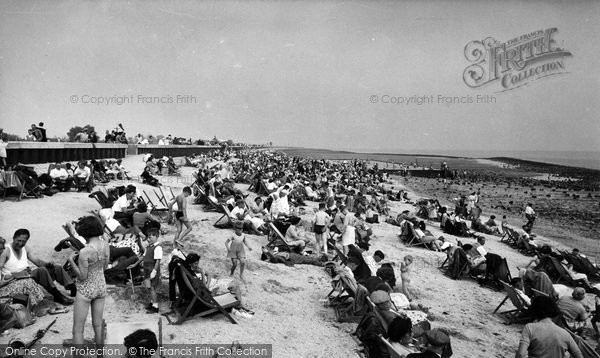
1;151;599;358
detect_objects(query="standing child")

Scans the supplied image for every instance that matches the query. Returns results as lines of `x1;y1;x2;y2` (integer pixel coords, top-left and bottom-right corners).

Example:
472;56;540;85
313;203;331;256
225;222;252;281
168;186;193;246
143;228;163;313
400;255;413;301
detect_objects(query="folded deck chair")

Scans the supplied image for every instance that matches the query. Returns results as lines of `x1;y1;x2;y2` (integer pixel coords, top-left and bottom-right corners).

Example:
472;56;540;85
164;264;238;324
478;253;512;291
493;281;534;324
214;204;234;229
443;247;469;280
265;222;292;252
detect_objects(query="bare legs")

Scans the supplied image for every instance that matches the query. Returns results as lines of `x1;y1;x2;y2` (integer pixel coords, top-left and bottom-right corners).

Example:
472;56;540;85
72;294;105;346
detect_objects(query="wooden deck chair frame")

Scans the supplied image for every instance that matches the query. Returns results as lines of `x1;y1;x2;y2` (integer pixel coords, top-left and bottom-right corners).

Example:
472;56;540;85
548;257;589;287
493;281;534;324
89;211;117;241
184;157;196;167
333;284;368;323
404;224;431;249
143;190;170;221
205;195;224;212
326;275;357;307
164;264;238;324
265;222;292;252
326;238;348;264
214;204;234;229
192;183;208;205
504;227;520;247
379;335;416;358
257;180;271;195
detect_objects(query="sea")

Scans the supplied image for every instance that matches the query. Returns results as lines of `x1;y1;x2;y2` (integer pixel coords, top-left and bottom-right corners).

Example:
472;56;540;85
280;147;600;171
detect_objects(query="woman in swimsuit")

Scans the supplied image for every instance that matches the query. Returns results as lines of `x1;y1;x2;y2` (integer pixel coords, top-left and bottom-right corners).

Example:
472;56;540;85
68;216;111;346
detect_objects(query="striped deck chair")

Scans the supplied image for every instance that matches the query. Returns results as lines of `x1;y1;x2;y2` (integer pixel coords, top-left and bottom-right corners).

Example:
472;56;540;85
265;222;292;252
214;204;234;229
493;281;534;324
163;264;239;325
478;253;512;291
142;190;170;221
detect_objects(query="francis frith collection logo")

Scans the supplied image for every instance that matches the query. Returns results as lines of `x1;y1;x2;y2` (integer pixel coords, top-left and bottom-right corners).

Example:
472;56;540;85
463;28;571;91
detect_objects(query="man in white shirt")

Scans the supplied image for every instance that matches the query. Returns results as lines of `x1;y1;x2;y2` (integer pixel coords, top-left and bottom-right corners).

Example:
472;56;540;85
49;162;73;191
524;203;536;232
112;185;137;223
73;161;92;192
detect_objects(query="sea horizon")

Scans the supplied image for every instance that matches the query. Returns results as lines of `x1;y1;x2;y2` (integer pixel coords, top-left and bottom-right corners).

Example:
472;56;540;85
278;146;600;171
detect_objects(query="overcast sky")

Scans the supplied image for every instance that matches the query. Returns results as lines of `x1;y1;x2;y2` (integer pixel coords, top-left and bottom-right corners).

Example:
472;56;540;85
1;0;598;154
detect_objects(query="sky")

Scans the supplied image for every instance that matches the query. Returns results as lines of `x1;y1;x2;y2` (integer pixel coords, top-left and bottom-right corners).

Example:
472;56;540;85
0;0;599;154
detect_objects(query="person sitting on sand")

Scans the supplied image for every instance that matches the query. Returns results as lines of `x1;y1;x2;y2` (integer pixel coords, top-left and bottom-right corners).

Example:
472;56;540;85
0;237;46;308
0;229;76;305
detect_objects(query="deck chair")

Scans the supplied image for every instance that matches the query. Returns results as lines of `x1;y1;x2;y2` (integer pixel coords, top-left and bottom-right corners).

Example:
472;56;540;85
327;238;348;264
326;274;358;308
102;317;163;355
184;157;196;167
562;251;600;281
442;247;470;280
503;228;520;247
478;253;512;291
164;264;239;325
404;224;432;249
142;190;170;221
379;335;418;358
548;257;590;288
519;237;538;257
334;284;369;323
192;183;208;205
205;195;225;212
493;281;534;324
265;222;292;252
257;180;271;195
214;204;234;229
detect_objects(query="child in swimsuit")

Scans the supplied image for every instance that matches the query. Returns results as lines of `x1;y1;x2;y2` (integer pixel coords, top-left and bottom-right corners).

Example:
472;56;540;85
225;222;252;281
68;216;111;346
313;202;331;256
400;255;413;302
